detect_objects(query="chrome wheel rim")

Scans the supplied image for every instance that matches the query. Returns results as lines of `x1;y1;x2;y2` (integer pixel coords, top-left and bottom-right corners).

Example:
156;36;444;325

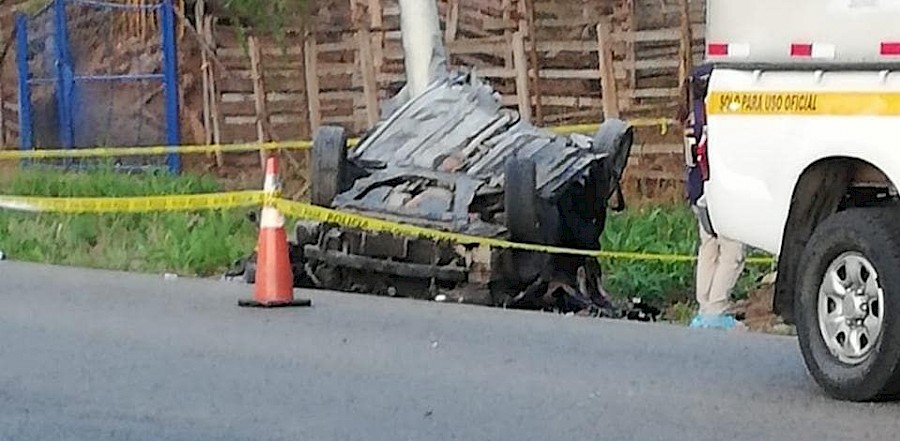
817;252;885;365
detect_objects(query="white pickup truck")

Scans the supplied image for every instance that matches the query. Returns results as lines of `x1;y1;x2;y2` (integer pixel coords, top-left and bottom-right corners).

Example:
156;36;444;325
700;0;900;401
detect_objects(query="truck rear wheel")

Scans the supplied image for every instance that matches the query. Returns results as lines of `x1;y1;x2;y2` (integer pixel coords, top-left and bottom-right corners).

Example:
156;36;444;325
796;207;900;401
310;126;348;207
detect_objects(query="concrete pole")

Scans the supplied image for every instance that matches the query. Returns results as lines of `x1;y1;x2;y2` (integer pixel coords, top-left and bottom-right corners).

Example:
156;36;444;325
397;0;448;99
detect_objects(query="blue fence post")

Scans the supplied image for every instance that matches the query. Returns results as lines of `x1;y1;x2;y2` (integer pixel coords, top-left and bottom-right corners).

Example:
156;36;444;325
53;0;74;152
161;0;181;173
15;13;34;156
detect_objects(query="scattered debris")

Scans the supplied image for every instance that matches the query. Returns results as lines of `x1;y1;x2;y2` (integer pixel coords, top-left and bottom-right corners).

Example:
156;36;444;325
163;273;178;281
434;294;447;302
0;251;6;261
624;298;662;322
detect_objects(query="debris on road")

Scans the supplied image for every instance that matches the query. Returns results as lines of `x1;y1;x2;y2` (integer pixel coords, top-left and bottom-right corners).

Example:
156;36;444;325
625;298;661;322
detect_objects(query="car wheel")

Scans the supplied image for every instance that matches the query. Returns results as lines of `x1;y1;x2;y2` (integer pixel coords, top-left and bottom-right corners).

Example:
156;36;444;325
310;125;348;207
591;118;634;201
504;157;541;243
796;207;900;401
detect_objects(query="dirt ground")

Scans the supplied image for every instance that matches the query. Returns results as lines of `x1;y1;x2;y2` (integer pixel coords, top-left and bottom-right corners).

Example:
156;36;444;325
732;275;796;335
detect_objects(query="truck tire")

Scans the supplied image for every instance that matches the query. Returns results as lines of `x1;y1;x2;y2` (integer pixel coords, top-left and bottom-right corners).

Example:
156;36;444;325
504;157;541;243
796;207;900;401
310;126;348;207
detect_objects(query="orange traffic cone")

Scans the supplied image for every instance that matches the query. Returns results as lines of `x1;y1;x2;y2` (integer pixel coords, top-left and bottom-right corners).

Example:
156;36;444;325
238;156;312;308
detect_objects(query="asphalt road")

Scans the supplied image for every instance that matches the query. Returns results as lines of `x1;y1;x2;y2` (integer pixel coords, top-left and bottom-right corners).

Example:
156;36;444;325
2;261;899;441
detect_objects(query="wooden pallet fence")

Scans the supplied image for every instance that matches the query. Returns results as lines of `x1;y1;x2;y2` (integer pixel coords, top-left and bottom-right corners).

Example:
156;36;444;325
212;27;313;143
201;0;707;150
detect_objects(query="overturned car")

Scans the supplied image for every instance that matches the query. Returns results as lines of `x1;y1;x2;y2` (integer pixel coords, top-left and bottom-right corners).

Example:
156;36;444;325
229;75;635;315
226;0;637;316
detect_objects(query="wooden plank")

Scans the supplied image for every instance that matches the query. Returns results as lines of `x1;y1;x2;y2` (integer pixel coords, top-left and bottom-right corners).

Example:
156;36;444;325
316;63;358;76
538;69;600;79
0;73;5;148
222;123;305;144
628;59;681;71
357;26;379;127
534;17;597;28
482;17;515;32
222;91;307;103
249;36;270;167
220;100;306;117
198;0;211;146
445;0;460;42
535;40;596;53
596;18;620;119
469;67;517;79
623;0;636;93
523;0;544;125
305;30;321;133
445;37;509;55
630;88;680;98
502;95;603;108
208;23;225;166
371;0;385;71
196;0;223;166
217;46;306;59
317;40;360;53
633;143;682;156
512;31;532;124
217;77;307;94
501;0;514;68
677;0;694;93
319;91;362;101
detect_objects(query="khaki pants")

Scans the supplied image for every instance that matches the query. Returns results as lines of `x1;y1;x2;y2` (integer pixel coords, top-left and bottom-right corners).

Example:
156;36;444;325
695;223;745;315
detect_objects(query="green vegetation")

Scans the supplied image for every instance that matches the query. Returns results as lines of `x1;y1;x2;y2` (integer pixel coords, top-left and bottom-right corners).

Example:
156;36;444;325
0;168;772;305
217;0;309;37
601;204;774;305
0;167;256;276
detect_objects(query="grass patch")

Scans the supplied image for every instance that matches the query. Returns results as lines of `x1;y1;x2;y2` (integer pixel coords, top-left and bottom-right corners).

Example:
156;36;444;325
601;204;774;305
0;168;256;276
0;166;222;197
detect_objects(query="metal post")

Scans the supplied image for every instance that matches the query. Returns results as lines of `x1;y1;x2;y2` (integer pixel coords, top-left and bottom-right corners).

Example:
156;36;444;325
53;0;74;151
15;14;34;154
161;0;181;173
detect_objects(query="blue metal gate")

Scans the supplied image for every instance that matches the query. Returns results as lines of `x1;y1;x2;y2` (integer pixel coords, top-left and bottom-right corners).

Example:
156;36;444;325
15;0;181;172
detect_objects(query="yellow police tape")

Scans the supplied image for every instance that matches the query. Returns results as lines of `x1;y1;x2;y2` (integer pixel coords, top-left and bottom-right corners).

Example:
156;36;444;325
0;191;265;214
0;141;315;161
0;118;675;161
273;199;773;264
0;189;774;264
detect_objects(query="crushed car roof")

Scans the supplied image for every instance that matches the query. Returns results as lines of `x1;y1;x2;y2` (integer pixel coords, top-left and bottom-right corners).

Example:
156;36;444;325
349;71;606;200
330;70;613;236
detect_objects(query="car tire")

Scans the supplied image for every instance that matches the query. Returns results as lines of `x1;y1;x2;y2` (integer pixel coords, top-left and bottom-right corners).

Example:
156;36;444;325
796;207;900;401
310;125;348;207
591;118;634;201
504;157;541;243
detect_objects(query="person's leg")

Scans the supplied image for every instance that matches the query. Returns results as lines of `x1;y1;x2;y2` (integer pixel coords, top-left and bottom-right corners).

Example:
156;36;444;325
695;221;718;314
705;236;746;315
